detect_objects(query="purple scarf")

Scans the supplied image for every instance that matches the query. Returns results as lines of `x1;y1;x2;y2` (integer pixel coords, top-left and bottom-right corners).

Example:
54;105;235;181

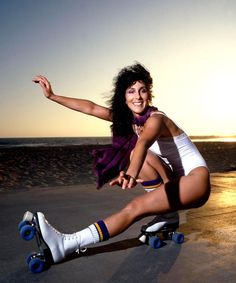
93;106;157;189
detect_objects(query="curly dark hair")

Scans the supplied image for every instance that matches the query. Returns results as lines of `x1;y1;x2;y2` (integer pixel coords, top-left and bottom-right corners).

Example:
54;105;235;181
108;63;153;137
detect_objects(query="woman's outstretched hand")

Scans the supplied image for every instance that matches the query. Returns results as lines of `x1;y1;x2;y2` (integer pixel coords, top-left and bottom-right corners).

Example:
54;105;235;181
32;75;54;99
109;171;143;190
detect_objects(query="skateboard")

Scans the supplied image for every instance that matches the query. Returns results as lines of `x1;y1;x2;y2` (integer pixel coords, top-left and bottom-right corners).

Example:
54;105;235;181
139;223;184;249
18;211;53;273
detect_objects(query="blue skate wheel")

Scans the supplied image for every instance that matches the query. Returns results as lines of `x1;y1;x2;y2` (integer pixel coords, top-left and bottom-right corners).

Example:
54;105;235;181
20;224;35;241
172;232;184;244
18;220;30;232
26;252;37;265
148;236;162;249
28;258;45;273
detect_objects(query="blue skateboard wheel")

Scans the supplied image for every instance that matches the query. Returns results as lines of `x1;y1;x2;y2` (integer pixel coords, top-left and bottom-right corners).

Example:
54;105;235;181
28;258;45;273
20;224;36;241
172;232;184;244
148;236;162;249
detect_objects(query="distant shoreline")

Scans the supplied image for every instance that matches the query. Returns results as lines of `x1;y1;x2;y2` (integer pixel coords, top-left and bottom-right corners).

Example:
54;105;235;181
1;135;236;139
0;137;112;149
0;135;236;149
190;135;236;142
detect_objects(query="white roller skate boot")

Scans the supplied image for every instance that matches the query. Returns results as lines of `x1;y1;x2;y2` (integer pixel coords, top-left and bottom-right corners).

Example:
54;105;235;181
23;211;83;263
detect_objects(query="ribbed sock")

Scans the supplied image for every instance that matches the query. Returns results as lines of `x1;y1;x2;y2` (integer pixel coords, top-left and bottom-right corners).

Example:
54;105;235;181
76;220;110;249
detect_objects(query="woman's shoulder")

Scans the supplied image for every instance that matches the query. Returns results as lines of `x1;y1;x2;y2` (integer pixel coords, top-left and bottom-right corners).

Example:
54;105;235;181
148;110;168;125
149;110;184;136
150;110;167;117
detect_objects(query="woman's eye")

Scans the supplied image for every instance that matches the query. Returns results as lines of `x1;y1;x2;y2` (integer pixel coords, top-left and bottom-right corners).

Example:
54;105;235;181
128;89;134;94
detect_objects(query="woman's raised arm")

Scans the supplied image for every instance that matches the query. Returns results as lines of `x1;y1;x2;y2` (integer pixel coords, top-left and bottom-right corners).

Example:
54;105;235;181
32;75;112;121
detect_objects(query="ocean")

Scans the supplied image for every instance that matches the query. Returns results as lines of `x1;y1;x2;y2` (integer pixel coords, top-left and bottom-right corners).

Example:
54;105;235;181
0;136;235;148
0;137;112;148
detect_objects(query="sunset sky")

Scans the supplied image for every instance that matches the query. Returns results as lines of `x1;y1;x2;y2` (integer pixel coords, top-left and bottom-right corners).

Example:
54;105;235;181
0;0;235;137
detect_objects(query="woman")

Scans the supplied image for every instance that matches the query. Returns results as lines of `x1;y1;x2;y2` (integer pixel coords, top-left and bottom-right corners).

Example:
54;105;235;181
28;63;210;263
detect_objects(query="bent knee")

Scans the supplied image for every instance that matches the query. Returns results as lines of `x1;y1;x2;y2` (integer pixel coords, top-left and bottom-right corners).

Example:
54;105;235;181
122;197;143;218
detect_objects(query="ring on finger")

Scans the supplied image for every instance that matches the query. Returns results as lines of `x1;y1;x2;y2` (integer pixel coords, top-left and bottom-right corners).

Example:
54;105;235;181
123;174;136;182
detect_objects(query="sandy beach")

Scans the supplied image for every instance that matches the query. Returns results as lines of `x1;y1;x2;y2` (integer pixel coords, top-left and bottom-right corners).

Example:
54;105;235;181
0;144;101;191
0;141;236;192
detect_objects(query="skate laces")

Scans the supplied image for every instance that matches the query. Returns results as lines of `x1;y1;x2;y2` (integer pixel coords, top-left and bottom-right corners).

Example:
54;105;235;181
74;234;87;254
62;233;87;254
43;216;87;254
75;247;87;254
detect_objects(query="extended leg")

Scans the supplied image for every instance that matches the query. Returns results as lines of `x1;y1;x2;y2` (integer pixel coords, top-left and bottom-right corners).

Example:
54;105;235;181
33;167;210;263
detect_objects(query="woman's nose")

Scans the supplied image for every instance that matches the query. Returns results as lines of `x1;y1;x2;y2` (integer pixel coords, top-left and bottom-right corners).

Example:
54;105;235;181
134;91;141;98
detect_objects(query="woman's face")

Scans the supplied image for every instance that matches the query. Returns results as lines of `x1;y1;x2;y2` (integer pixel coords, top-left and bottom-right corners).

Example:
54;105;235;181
125;81;150;116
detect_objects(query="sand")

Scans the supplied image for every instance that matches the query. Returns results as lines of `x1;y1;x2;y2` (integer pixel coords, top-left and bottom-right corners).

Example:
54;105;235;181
0;142;236;191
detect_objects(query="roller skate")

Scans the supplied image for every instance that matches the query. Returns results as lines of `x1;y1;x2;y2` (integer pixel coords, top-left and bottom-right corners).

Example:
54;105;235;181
139;212;184;249
18;211;83;273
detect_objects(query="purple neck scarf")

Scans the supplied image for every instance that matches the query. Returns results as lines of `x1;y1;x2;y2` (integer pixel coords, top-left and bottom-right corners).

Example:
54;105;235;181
93;106;157;189
133;106;158;126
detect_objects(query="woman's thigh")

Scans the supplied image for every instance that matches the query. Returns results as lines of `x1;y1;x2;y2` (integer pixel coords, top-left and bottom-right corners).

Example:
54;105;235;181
132;166;210;216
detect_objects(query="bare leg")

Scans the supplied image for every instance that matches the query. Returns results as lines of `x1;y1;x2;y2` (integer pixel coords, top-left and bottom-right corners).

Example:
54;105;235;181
32;167;210;263
104;167;210;237
135;150;173;183
136;150;178;230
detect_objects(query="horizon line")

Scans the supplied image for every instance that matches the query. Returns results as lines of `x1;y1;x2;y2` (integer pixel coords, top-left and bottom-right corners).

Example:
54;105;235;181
0;135;236;139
